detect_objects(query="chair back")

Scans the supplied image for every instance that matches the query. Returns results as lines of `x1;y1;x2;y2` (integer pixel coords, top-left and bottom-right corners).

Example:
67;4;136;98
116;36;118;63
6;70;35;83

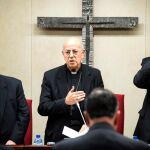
24;99;32;145
115;94;124;134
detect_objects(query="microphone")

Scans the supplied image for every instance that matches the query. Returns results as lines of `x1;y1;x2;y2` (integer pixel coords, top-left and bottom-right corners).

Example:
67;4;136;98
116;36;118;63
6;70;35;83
76;102;86;125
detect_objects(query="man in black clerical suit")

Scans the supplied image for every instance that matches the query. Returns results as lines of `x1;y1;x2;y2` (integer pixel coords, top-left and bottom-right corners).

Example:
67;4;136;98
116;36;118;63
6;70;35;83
0;75;29;145
53;88;150;150
38;37;104;143
133;57;150;143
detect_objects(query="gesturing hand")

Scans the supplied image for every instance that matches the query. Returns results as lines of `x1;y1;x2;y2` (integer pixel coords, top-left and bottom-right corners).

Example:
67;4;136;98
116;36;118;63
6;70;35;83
65;86;86;105
6;140;16;145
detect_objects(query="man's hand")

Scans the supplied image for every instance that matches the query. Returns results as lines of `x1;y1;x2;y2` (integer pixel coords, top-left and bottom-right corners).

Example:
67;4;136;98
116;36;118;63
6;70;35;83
79;124;89;135
5;140;16;145
65;86;86;105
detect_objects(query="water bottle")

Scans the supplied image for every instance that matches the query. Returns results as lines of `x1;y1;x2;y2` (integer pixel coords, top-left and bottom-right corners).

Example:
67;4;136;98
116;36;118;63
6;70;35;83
133;135;139;141
33;134;43;145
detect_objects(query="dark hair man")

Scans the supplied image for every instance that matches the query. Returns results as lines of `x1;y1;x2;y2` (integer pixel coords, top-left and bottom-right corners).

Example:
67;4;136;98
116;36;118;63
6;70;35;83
53;88;150;150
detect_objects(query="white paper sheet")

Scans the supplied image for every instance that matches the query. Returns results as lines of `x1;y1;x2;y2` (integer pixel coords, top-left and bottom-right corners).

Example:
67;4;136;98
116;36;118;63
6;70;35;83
62;126;88;138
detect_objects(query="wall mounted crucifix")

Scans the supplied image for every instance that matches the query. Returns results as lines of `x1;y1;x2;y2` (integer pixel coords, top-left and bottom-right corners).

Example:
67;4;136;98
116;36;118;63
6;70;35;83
37;0;138;66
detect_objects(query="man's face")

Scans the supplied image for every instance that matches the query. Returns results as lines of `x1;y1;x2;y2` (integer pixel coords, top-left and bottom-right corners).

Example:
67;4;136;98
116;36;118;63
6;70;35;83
62;41;85;71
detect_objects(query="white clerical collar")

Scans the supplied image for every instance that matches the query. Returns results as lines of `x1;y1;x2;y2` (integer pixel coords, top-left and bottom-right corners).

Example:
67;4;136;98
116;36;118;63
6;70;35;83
71;71;77;74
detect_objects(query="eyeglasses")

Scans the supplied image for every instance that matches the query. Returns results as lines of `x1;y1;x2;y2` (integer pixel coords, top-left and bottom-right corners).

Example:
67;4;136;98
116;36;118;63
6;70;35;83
63;49;82;56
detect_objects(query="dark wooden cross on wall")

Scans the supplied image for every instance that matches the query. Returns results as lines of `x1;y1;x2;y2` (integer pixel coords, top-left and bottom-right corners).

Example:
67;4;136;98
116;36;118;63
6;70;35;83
37;0;138;66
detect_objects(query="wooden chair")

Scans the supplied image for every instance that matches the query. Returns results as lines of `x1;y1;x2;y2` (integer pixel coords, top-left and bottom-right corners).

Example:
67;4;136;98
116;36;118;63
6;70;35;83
24;99;32;145
115;94;124;134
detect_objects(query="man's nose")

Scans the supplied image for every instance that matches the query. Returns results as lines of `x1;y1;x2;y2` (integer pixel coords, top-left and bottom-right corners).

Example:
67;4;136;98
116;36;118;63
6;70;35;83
69;51;74;57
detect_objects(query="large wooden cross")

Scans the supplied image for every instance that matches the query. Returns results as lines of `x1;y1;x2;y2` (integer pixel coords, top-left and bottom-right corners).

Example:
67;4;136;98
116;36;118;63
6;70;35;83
37;0;138;66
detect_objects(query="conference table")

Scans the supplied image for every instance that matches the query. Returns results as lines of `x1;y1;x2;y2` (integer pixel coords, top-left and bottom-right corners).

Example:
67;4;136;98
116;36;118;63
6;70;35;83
7;143;150;150
9;145;53;150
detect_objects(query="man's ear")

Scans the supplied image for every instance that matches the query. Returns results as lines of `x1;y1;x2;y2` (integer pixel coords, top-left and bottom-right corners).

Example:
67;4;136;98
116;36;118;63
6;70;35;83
84;111;90;127
81;50;86;60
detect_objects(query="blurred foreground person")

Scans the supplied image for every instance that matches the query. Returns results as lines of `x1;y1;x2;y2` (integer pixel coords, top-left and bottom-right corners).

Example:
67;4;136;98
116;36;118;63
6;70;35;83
53;88;150;150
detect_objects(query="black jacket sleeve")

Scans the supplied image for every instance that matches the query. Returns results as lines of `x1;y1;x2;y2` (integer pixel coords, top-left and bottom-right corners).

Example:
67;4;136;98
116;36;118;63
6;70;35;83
38;73;69;116
133;57;150;89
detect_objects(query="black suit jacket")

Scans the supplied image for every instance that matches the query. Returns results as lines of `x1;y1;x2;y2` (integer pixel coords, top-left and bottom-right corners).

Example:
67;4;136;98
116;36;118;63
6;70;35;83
133;57;150;143
38;64;104;143
53;123;150;150
0;75;29;144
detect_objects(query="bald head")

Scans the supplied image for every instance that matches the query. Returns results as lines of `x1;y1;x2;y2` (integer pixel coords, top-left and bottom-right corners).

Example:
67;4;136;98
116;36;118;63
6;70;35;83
63;37;84;51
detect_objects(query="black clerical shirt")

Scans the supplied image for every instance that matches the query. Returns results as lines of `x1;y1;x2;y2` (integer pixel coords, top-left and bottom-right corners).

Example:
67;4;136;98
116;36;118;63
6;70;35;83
66;67;84;131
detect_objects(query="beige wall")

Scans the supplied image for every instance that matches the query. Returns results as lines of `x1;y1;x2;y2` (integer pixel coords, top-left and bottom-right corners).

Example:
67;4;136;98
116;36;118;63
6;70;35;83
0;0;150;142
146;0;150;56
0;0;31;97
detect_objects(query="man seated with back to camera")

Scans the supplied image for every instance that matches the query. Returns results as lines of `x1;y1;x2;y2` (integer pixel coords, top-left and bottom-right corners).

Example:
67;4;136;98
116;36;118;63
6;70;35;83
53;88;150;150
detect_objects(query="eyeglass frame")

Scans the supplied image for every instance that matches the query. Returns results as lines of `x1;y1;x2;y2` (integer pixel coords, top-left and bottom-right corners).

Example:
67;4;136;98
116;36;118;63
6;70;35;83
62;48;85;57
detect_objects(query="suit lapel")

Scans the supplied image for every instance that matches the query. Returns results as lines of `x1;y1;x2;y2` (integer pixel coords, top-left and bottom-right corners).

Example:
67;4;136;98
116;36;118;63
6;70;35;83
56;65;69;97
81;64;92;94
55;64;92;98
0;76;8;125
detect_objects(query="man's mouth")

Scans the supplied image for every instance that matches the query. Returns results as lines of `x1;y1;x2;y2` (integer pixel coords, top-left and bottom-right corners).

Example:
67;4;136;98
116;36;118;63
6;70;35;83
69;59;75;63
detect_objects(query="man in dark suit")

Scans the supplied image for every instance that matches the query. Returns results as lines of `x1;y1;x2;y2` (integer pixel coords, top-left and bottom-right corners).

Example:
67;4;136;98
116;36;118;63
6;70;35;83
0;75;29;145
53;88;150;150
133;57;150;143
38;37;104;143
